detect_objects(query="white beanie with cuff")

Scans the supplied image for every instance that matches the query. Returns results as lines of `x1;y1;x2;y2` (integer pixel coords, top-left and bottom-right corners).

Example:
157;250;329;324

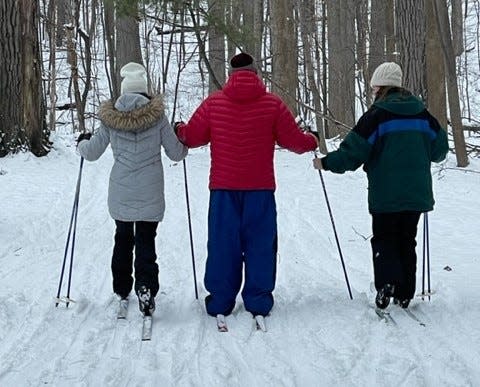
370;62;403;88
120;62;148;95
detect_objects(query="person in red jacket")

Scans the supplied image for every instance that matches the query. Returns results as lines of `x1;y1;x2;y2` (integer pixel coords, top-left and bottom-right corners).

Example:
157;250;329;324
176;53;318;320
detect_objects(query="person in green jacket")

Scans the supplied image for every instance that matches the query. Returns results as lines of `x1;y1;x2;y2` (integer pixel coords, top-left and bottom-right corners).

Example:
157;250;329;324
313;62;448;309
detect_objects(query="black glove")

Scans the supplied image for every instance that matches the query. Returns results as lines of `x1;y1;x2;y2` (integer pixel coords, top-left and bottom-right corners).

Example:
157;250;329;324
76;132;92;145
173;121;184;136
305;128;320;141
299;123;320;141
295;117;319;139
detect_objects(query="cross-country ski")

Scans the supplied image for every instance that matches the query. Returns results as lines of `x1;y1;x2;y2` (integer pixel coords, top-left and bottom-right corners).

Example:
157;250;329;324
141;316;153;341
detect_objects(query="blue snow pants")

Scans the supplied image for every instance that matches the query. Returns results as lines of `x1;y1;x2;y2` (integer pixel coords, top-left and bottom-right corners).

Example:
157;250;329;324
204;190;278;317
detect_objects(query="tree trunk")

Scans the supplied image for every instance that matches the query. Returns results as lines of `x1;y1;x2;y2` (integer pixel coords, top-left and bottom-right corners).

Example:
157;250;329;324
433;0;468;167
208;0;226;92
226;0;241;60
47;0;57;134
0;0;49;157
355;0;368;109
321;0;328;136
395;0;426;98
242;0;254;54
252;0;263;65
425;0;447;128
299;0;327;153
240;0;263;69
56;0;68;47
66;24;85;133
271;0;297;114
370;0;387;80
103;0;116;98
451;0;464;56
115;0;143;99
385;0;396;61
326;0;355;137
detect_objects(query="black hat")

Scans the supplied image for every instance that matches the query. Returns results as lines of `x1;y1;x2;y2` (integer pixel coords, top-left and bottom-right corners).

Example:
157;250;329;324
230;53;257;73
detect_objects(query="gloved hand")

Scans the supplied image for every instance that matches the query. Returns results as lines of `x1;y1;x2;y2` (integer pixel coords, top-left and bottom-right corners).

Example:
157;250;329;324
305;128;320;142
312;157;324;170
76;132;92;145
295;117;320;141
173;121;185;135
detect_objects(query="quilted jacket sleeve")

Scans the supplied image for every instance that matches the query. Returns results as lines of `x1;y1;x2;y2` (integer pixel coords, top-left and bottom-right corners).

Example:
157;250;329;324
176;100;211;148
273;101;318;154
159;116;188;162
77;125;110;161
321;131;372;173
431;127;448;163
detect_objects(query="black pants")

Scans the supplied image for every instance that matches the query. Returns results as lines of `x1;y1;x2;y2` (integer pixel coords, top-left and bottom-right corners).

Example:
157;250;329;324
371;211;421;300
111;220;159;298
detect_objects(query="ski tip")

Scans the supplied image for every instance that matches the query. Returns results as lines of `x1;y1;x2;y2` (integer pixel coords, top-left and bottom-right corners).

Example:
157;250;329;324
254;315;267;332
216;314;228;332
142;316;153;341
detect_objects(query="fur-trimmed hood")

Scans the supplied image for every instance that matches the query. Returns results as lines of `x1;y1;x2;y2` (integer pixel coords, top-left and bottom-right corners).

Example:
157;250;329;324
99;94;165;133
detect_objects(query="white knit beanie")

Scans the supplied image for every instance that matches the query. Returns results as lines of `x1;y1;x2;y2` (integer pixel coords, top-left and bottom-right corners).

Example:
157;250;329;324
370;62;403;88
120;62;148;95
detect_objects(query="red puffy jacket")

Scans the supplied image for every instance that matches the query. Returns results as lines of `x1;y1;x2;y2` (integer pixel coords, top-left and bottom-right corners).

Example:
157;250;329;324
176;71;318;190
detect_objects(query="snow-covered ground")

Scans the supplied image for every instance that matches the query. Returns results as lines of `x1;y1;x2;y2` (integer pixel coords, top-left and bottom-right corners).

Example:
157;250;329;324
0;134;479;387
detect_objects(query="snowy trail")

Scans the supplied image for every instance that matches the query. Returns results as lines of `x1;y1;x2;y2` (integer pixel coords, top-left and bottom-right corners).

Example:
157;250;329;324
1;135;480;386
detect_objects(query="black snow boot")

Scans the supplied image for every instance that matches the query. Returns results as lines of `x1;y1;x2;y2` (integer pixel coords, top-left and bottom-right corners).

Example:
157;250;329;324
137;286;155;316
375;284;395;309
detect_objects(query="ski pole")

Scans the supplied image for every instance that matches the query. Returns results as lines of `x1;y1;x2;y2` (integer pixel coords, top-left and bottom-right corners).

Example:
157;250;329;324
182;159;199;299
421;212;426;299
170;34;198;299
55;157;84;307
171;118;198;300
421;212;431;301
425;212;431;300
65;156;85;307
314;153;353;300
423;212;431;301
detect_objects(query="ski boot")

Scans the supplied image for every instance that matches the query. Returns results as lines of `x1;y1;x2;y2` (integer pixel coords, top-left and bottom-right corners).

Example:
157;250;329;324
375;284;395;309
137;286;155;316
393;298;410;309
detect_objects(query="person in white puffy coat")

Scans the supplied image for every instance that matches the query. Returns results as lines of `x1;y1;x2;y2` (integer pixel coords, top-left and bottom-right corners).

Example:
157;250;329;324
77;62;187;315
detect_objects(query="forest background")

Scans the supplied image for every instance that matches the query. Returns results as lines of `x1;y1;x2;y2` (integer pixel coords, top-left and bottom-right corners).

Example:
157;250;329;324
0;0;479;166
1;2;480;386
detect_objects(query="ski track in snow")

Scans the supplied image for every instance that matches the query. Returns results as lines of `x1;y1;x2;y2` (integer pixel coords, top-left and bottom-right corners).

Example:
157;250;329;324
0;134;480;386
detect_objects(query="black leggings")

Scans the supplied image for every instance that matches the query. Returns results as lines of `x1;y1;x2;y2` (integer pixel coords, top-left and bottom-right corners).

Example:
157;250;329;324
111;220;159;298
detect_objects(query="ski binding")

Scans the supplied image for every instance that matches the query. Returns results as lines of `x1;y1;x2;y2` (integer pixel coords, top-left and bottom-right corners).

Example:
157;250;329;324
375;308;396;325
117;298;129;319
216;314;228;332
142;315;153;341
254;315;267;332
